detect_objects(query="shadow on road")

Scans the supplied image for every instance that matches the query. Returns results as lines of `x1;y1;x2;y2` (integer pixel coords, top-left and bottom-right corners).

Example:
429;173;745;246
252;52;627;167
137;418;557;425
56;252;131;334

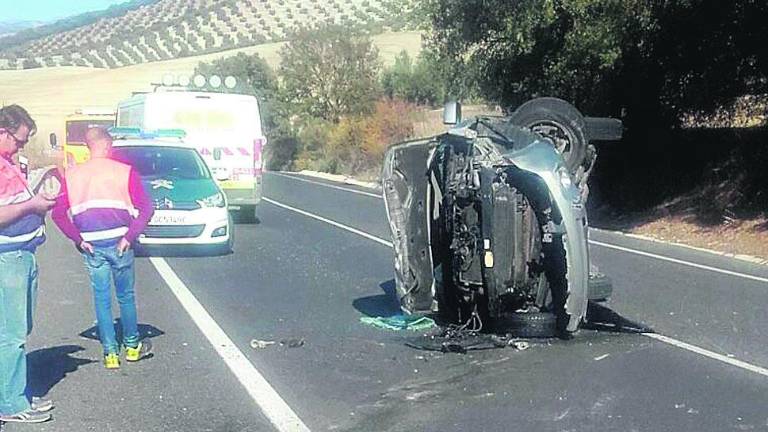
353;280;653;340
352;279;400;317
78;322;166;344
584;302;654;333
232;211;260;225
27;345;96;397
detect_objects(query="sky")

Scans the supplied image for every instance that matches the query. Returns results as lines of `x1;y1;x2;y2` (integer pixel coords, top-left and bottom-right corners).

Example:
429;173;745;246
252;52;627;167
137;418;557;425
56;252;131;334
0;0;128;23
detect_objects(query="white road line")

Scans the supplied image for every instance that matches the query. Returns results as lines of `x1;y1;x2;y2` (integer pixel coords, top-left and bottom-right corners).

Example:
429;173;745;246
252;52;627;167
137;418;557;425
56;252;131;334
271;172;382;199
589;240;768;284
276;171;768;282
263;197;393;248
643;333;768;377
263;197;768;379
149;257;311;432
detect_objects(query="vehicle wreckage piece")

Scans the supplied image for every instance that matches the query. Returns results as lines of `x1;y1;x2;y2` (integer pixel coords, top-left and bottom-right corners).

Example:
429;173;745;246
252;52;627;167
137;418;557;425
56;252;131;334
382;98;622;336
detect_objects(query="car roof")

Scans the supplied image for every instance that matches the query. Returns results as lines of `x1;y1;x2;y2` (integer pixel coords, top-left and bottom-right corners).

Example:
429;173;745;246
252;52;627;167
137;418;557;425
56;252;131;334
111;138;195;149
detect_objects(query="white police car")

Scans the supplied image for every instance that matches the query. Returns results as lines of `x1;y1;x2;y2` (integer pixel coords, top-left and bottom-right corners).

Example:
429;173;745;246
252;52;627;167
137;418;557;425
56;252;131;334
109;129;233;256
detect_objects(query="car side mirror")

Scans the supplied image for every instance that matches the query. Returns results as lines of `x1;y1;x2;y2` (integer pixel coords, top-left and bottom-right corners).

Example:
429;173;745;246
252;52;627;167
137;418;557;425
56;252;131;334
49;133;58;149
213;148;222;161
443;101;462;125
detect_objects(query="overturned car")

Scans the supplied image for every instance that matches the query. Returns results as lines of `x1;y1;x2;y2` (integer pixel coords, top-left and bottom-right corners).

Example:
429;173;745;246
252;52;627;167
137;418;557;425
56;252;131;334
382;98;622;338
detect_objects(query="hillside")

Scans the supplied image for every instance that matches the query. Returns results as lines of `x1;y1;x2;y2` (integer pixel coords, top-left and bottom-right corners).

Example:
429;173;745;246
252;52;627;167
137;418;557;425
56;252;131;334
0;20;47;37
0;31;422;165
0;0;406;70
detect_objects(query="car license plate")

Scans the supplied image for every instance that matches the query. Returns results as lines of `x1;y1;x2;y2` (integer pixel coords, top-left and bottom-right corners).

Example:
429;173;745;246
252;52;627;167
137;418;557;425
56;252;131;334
150;214;187;225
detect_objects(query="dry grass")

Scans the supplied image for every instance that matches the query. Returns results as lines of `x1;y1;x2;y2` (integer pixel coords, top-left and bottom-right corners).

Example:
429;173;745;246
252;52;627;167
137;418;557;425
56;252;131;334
631;217;768;262
0;31;422;166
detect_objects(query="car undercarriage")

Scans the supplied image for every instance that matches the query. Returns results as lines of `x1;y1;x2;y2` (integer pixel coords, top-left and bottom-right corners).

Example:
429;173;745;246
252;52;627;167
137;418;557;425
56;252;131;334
382;98;622;337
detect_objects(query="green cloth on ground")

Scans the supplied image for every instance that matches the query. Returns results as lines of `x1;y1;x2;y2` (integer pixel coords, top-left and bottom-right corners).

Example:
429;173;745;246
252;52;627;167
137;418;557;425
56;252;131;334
360;314;436;331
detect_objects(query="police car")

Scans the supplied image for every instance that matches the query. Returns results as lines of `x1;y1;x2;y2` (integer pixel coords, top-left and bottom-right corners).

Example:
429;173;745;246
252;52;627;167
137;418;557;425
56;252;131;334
109;128;233;256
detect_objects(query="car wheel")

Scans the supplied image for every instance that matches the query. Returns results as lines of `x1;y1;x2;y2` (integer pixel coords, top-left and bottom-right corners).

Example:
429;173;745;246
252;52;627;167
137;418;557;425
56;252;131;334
227;213;235;253
509;97;589;173
588;272;613;302
494;311;557;338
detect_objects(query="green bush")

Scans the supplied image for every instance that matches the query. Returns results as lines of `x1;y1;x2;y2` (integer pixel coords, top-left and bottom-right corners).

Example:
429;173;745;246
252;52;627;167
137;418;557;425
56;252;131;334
381;50;445;107
265;122;300;171
22;58;42;69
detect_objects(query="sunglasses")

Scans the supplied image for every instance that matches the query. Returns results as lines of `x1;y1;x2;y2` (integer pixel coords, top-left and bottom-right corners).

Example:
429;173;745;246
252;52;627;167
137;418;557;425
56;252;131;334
1;129;28;146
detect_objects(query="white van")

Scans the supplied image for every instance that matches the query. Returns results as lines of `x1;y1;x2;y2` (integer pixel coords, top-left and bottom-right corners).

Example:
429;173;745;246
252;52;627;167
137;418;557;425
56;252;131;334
116;90;266;220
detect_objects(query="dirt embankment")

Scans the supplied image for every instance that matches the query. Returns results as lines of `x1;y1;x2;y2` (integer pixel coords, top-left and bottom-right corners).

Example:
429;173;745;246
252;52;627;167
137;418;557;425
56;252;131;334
589;126;768;261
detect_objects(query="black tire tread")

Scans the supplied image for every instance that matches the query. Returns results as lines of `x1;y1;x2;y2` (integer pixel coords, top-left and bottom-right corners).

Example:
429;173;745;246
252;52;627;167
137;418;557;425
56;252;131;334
495;311;557;338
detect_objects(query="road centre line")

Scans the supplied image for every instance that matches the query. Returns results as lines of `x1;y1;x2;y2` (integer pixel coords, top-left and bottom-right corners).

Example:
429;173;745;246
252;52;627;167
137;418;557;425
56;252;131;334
149;257;311;432
589;240;768;284
643;333;768;378
276;172;768;285
272;172;382;198
262;197;768;379
262;197;393;248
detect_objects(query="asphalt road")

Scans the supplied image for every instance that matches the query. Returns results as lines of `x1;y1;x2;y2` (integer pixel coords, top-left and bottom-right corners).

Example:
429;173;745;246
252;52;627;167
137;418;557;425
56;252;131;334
9;171;768;432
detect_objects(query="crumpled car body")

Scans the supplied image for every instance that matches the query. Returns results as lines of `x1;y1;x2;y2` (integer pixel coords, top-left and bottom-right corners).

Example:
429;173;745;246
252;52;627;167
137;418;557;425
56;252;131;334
382;98;621;334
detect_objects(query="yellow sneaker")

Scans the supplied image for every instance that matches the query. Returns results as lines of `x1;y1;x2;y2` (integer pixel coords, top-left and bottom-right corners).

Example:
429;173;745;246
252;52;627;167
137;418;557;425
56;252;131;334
104;353;120;369
125;340;152;362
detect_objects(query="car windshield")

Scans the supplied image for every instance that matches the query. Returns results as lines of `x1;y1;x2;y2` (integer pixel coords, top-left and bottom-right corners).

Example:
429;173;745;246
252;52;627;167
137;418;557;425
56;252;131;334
111;146;210;180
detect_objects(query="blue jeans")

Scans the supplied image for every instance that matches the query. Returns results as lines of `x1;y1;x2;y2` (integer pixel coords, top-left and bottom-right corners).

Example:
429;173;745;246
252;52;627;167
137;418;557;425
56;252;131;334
82;246;139;355
0;250;36;415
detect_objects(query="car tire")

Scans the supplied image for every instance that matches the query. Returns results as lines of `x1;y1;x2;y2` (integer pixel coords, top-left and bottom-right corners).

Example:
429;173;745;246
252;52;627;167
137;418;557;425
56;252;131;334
509;97;589;172
227;213;235;253
494;311;557;338
588;272;613;302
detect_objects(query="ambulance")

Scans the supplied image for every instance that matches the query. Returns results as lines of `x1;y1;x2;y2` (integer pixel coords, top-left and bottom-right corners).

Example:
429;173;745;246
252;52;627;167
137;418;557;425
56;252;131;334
57;108;116;168
116;90;266;220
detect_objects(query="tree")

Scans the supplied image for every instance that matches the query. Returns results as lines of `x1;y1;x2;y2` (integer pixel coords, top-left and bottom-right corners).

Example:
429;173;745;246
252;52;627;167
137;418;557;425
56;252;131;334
278;25;381;122
22;58;42;69
424;0;626;113
194;52;279;126
424;0;768;125
194;52;277;100
381;50;445;106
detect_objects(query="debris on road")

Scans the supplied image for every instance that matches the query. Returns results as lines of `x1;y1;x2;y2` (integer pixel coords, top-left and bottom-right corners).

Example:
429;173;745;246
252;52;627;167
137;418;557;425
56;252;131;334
250;339;276;349
405;330;532;354
280;338;305;348
509;340;530;350
249;338;305;349
360;314;436;331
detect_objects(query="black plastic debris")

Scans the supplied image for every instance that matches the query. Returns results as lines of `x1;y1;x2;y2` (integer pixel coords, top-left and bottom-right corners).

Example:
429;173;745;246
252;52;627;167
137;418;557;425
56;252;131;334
281;338;305;348
405;329;529;354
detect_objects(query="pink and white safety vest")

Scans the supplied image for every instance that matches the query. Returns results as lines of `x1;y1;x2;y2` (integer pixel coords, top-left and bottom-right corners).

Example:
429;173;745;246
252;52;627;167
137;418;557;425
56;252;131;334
0;157;45;252
65;158;137;244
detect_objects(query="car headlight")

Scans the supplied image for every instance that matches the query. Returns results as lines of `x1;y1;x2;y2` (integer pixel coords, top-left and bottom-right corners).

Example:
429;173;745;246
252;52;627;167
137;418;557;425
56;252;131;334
197;192;226;208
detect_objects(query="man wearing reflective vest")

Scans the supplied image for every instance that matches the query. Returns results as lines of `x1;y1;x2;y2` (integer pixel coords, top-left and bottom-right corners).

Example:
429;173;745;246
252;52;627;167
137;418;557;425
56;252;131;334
52;127;154;369
0;105;56;424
